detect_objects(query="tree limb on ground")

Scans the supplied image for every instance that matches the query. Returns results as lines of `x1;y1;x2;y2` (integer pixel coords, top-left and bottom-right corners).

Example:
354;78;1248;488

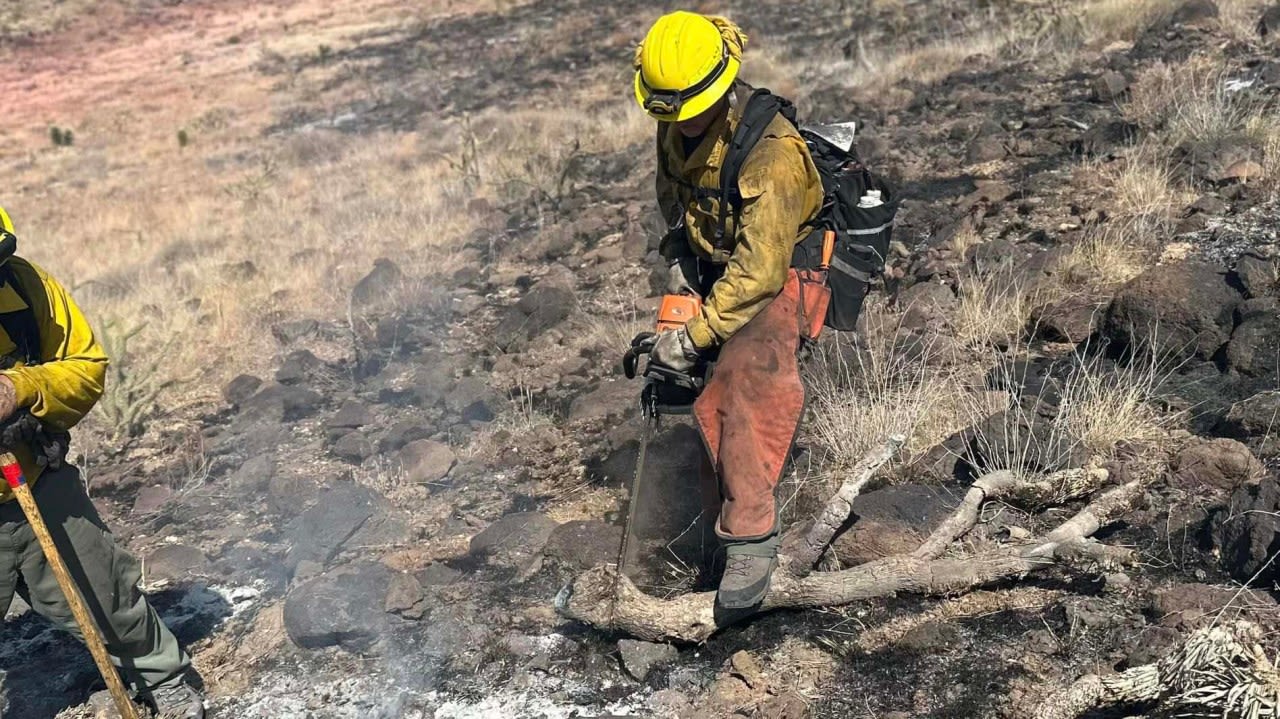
555;434;1146;643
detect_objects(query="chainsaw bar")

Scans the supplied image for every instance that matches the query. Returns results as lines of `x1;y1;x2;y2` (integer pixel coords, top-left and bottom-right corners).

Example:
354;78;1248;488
615;412;708;584
615;416;653;578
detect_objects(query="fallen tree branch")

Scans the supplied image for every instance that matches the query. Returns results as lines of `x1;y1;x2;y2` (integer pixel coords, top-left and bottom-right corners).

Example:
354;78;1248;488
913;467;1110;561
790;435;905;576
912;470;1018;560
556;481;1145;643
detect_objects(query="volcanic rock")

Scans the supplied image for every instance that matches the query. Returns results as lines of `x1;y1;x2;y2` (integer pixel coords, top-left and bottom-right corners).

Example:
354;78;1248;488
1103;261;1239;361
223;374;263;406
618;639;677;681
284;482;380;572
1226;298;1280;378
284;561;393;652
1092;71;1128;101
543;520;622;570
470;512;558;568
1210;477;1280;583
1169;438;1263;492
145;544;210;583
398;439;457;484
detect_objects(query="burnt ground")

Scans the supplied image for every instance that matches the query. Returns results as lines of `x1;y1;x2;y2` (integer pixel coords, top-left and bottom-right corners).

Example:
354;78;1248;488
5;0;1280;717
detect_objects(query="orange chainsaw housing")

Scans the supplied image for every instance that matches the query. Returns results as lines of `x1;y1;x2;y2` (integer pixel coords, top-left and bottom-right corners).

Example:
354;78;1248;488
655;294;702;332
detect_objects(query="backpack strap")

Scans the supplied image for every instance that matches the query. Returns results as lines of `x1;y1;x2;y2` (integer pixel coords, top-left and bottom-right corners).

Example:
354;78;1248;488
0;263;42;366
715;88;796;242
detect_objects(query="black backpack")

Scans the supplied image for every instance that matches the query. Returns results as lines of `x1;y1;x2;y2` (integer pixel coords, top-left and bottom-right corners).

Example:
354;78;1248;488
715;88;898;331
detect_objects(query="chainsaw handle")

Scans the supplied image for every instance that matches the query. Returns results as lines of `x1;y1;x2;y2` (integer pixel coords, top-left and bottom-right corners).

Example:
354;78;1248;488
622;332;658;379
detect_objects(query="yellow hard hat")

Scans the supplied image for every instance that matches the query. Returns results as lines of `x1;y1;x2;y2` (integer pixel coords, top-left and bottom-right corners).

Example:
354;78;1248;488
0;207;15;263
634;12;744;122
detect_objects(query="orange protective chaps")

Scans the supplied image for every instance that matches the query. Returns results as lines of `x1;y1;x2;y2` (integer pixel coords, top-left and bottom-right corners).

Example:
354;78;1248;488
694;270;806;540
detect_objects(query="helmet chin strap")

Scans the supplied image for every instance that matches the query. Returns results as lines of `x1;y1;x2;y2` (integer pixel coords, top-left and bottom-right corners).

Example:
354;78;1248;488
0;231;15;266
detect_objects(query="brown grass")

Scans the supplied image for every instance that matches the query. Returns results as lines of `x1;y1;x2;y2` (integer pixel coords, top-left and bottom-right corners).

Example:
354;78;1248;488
953;270;1044;349
1125;56;1265;145
1055;142;1194;291
2;0;649;452
1055;350;1182;456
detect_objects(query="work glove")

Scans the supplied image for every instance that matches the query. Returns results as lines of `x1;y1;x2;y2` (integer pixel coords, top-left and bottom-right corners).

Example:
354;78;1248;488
0;412;68;470
666;256;700;297
650;326;700;373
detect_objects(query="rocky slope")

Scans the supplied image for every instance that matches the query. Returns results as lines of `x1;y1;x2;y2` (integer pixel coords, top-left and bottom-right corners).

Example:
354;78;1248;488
3;0;1280;717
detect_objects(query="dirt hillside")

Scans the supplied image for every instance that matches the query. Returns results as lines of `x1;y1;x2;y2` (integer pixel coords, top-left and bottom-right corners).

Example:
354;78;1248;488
3;0;1280;717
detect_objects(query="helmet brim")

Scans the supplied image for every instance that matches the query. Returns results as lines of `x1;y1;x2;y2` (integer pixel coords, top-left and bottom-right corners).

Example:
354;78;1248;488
634;55;740;123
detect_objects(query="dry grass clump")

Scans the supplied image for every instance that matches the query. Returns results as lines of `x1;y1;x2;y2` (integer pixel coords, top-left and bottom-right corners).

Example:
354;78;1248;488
577;284;651;358
1056;145;1192;290
1125;56;1265;146
1057;226;1148;290
802;318;988;478
1245;114;1280;199
1036;0;1181;51
1055;351;1181;456
953;270;1042;348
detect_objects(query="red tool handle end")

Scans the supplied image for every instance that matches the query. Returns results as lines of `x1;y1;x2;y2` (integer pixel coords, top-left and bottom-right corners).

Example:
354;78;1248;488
2;460;24;489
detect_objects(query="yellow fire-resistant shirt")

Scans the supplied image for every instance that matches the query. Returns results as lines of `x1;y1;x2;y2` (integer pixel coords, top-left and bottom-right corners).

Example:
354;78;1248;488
655;84;824;349
0;257;107;501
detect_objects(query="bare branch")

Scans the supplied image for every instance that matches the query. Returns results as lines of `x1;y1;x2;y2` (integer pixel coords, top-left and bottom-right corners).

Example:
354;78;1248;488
557;480;1145;643
912;470;1018;560
789;435;905;576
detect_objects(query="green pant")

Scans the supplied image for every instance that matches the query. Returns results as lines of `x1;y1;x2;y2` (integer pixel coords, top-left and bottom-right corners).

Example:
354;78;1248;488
0;464;191;692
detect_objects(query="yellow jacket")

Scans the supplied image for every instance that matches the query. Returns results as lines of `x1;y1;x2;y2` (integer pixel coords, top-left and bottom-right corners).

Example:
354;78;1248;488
0;258;107;501
656;85;824;349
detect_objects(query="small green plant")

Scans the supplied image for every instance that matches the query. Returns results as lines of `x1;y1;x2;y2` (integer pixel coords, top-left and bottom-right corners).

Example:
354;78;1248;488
49;126;74;147
317;44;332;64
177;128;190;149
96;321;178;445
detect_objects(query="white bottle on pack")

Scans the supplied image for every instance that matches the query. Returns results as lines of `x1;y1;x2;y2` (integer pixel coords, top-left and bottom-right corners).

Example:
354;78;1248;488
858;189;883;208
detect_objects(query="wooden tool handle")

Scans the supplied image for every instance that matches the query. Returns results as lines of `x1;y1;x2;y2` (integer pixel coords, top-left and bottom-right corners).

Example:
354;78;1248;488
820;229;836;271
1;453;141;719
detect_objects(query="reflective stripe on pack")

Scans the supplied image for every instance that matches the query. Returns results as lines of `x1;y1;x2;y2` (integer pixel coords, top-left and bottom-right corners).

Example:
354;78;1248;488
829;254;874;283
844;222;893;237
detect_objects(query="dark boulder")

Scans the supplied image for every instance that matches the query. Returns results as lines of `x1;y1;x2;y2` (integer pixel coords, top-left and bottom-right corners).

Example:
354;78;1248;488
144;544;210;583
1225;298;1280;378
1223;391;1280;438
275;349;321;385
1169;438;1263;492
470;512;558;569
617;639;677;681
833;484;955;564
543;520;622;570
223;374;263;407
1169;0;1219;27
1103;262;1239;362
493;284;575;350
331;432;375;463
1209;478;1280;584
1147;582;1275;631
1233;254;1279;298
444;377;498;422
283;561;393;652
397;440;457;484
284;482;381;572
1091;71;1128;102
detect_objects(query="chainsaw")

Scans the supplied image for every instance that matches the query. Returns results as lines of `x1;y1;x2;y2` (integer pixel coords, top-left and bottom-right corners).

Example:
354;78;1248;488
616;293;709;578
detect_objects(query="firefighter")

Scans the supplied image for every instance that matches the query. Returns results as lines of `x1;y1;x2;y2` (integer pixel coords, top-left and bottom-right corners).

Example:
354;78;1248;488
0;207;204;718
634;12;825;608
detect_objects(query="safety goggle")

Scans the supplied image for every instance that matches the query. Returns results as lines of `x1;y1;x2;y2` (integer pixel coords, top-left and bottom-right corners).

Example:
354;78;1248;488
641;51;729;118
